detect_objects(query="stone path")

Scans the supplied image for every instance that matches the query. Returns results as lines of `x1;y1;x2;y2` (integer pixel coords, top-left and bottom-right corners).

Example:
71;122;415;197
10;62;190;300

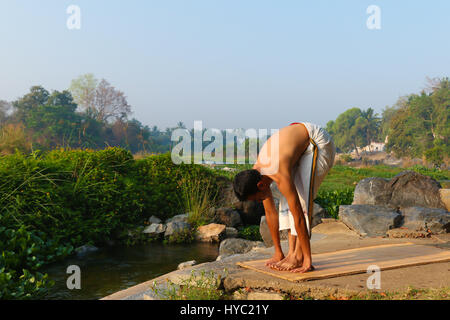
101;221;450;300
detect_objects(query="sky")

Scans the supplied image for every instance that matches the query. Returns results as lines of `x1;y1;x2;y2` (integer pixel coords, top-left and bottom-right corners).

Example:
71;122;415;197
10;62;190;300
0;0;449;130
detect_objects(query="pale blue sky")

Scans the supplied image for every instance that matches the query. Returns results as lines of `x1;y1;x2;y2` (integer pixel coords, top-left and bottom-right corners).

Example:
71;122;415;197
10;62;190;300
0;0;449;129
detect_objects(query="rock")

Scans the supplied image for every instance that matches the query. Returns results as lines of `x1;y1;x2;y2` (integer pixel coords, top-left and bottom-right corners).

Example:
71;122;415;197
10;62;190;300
177;260;197;270
311;203;330;228
259;216;288;247
386;228;431;239
195;223;226;242
143;223;166;235
234;201;265;225
215;176;240;206
401;207;449;234
213;208;242;227
164;221;190;238
75;245;99;256
225;227;239;239
339;205;402;237
148;215;162;224
388;171;445;209
165;214;189;224
352;177;391;206
219;238;262;257
439;189;450;211
352;172;446;210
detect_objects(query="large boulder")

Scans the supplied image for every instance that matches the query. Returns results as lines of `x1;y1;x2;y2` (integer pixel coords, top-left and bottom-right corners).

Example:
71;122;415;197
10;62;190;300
234;201;265;225
259;216;288;247
195;223;226;242
352;171;446;210
352;177;391;206
387;171;445;209
219;238;263;257
164;221;190;238
143;223;166;236
213;208;242;227
401;207;450;234
339;205;402;237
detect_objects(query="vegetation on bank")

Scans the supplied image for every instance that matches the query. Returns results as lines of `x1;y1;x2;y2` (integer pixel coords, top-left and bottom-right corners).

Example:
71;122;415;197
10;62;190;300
0;148;218;299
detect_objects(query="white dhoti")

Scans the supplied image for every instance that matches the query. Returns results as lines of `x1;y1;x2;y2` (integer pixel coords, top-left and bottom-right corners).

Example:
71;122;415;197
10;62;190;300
271;122;336;238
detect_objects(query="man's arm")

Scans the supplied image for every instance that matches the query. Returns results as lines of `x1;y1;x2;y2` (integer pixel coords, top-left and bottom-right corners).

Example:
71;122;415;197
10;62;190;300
262;191;283;254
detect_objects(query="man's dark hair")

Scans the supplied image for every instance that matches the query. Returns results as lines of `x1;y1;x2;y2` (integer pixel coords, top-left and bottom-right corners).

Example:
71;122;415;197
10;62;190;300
233;169;262;201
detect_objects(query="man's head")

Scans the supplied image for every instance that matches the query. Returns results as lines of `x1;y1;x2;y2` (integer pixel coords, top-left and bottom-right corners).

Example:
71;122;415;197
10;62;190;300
233;169;271;202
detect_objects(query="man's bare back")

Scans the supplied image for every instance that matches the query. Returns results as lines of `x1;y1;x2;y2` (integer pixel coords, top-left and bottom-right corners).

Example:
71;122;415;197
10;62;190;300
254;123;310;182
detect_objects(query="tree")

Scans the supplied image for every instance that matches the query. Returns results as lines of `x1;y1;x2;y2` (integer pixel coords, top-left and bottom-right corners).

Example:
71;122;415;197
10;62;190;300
0;100;11;124
69;73;98;113
12;86;50;122
326;107;381;154
384;77;449;159
94;79;131;123
69;74;131;123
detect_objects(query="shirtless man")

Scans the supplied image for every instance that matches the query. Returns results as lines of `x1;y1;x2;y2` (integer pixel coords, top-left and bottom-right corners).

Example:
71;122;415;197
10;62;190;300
233;122;335;273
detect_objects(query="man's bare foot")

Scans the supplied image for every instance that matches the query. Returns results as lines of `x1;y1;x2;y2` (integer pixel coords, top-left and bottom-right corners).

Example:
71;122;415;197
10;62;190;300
272;254;303;271
269;254;290;270
290;261;315;273
265;253;284;267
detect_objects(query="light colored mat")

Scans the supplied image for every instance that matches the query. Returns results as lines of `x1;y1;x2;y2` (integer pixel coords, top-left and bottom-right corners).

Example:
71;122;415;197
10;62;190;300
237;243;450;282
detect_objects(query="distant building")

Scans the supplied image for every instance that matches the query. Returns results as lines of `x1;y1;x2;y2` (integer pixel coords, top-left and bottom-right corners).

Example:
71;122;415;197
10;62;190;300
351;141;385;155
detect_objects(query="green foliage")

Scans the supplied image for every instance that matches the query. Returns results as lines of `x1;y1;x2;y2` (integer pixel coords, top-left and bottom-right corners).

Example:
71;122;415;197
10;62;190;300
165;229;195;245
326;107;381;153
238;225;262;241
178;176;218;229
385;78;449;159
150;269;227;300
315;189;354;219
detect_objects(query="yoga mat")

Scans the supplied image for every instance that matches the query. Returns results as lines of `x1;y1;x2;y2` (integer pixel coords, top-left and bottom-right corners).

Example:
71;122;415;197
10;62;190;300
237;243;450;282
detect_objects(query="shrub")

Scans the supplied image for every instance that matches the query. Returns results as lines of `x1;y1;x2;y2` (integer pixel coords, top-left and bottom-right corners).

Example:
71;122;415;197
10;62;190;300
238;225;262;241
315;189;354;219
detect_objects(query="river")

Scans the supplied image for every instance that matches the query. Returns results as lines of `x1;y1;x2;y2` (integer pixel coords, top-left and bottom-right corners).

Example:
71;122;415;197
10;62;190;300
42;242;219;300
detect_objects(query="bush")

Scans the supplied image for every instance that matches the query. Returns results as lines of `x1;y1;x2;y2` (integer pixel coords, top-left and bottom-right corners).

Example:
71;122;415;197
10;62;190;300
238;225;262;241
315;189;354;219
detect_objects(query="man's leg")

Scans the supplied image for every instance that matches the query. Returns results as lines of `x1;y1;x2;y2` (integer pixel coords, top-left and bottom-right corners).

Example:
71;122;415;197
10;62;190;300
264;209;284;266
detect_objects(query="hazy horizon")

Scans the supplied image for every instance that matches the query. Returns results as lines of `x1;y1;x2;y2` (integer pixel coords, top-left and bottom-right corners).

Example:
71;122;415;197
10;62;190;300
1;0;449;130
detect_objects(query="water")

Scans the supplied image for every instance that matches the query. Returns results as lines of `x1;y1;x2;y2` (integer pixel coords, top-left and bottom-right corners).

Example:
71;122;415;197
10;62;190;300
42;242;219;300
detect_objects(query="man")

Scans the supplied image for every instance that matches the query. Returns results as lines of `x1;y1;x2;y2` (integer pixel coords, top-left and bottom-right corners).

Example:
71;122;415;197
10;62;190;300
233;122;335;273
